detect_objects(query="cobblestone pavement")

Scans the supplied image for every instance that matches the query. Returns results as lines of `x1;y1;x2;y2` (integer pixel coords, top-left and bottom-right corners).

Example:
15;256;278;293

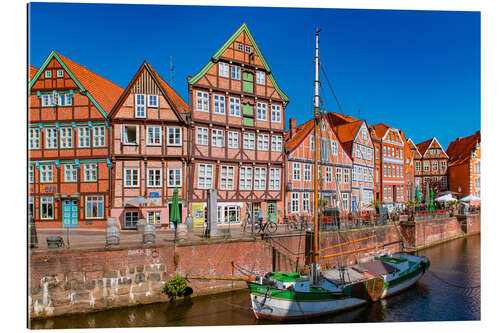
29;224;293;251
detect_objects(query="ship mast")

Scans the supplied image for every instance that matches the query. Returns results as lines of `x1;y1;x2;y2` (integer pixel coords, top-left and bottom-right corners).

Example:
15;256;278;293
312;28;321;284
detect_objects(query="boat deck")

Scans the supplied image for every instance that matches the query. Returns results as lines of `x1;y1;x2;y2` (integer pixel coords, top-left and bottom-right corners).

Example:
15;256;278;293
322;267;367;284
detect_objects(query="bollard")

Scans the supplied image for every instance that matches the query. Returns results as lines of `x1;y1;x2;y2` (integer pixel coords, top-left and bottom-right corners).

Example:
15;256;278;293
143;223;156;244
106;218;120;246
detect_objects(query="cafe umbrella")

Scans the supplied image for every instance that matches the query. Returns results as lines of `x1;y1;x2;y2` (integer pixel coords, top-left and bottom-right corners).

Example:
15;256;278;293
170;187;181;241
429;189;435;211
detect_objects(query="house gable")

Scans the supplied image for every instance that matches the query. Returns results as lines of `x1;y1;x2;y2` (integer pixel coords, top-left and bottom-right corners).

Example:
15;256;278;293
188;23;289;103
422;137;449;159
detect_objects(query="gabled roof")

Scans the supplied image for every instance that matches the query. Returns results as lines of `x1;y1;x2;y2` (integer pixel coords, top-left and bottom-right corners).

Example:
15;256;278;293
29;50;123;117
108;61;188;123
285;119;314;150
29;66;38;80
327;112;359;126
371;123;390;140
188;22;289;103
446;130;481;166
332;119;364;144
416;137;449;158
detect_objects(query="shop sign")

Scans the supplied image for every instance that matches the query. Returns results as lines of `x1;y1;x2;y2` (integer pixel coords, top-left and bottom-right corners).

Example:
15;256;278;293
192;202;205;228
40;185;57;193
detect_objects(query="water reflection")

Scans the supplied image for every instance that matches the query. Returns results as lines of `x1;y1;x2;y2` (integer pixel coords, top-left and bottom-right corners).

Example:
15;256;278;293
30;235;480;329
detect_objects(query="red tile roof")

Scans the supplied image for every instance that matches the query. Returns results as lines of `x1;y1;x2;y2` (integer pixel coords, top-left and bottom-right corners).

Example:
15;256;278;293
56;52;123;114
371;123;390;140
285;119;314;150
333;119;364;144
327;112;359;126
416;138;434;156
29;66;38;81
446;131;481;166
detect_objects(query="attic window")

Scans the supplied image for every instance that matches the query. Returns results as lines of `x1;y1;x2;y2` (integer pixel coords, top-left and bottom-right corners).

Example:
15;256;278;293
122;125;138;145
237;43;244;51
148;94;158;107
56;69;64;78
45;70;52;78
245;45;252;53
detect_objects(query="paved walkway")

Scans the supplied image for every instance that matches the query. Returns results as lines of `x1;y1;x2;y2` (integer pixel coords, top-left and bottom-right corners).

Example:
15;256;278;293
29;224;293;251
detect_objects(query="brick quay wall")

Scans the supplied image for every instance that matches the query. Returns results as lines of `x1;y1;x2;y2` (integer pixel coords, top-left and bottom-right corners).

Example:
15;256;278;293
29;214;480;319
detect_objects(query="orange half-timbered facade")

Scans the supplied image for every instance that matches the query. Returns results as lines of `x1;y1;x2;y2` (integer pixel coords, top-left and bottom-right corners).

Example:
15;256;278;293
285;116;353;216
410;137;449;194
187;23;289;225
446;131;480;199
108;62;189;229
28;51;123;229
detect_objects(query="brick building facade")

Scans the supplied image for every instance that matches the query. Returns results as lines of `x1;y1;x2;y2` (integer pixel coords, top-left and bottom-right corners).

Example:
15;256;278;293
446;131;480;198
410;137;449;195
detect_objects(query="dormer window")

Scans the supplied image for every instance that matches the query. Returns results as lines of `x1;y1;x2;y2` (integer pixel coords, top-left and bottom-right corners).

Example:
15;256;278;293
56;69;64;78
45;70;52;78
147;94;158;107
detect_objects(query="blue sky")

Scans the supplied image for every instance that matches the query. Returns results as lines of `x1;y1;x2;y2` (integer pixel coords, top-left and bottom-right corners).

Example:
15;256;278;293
28;3;480;149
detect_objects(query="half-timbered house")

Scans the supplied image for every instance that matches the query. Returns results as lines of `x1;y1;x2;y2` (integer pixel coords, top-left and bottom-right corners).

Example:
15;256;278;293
285;116;353;217
327;114;375;212
446;131;480;199
108;62;189;229
400;131;415;200
28;51;123;229
187;23;289;225
410;137;449;194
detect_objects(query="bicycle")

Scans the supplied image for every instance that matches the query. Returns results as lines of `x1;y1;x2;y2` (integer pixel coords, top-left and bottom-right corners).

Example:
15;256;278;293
255;218;278;234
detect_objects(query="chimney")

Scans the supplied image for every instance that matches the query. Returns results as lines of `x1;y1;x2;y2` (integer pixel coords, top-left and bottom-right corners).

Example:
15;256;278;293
290;118;297;136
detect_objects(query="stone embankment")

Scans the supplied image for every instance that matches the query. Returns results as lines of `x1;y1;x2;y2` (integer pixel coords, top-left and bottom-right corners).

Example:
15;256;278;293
29;214;480;319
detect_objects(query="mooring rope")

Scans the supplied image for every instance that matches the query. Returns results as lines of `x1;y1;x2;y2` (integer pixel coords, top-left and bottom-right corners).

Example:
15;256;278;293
427;270;481;289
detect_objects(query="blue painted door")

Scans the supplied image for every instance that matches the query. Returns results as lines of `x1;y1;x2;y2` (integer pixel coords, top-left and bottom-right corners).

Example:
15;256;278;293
62;199;78;228
352;196;357;212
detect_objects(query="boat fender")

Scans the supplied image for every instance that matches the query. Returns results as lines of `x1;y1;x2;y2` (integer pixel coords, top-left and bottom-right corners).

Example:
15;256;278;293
419;261;427;274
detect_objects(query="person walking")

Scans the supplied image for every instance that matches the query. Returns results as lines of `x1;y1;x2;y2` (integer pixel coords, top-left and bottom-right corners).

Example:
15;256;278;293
257;208;264;230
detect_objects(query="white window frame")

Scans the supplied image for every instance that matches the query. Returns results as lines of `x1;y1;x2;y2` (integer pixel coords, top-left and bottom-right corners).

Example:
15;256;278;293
84;163;97;182
271;104;281;123
45;127;58;149
56;69;64;77
331;140;338;155
167;168;182;187
211;129;224;147
344;168;350;184
432;161;438;171
40;165;53;183
231;65;241;80
336;168;342;183
59;127;73;149
291;192;300;213
147;211;161;225
342;193;349;211
124;168;140;187
58;93;73;106
135;94;146;118
326;166;332;183
243;132;255;150
167;127;182;146
220;165;235;190
196;127;209;145
147;168;162;188
85;195;104;219
64;164;78;182
257;102;267;120
304;164;312;182
40;196;54;220
239;166;253;190
229;97;241;116
254;167;267;190
45;70;52;78
41;93;56;107
256;71;265;85
302;193;310;212
196;91;209;112
147;94;159;107
228;131;239;149
423;161;430;171
213;94;226;114
269;168;281;190
271;135;282;152
93;126;106;147
124;211;139;229
78;127;91;148
29;165;35;183
257;134;269;151
219;62;229;78
198;164;213;189
292;163;301;181
122;125;139;145
29;128;40;149
146;126;162;146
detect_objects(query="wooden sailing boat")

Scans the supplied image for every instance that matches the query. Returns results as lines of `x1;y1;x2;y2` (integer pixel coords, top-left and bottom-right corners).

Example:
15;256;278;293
246;29;430;321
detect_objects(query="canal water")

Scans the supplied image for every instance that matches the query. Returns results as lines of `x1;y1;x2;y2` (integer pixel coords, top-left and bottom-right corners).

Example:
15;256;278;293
30;235;480;328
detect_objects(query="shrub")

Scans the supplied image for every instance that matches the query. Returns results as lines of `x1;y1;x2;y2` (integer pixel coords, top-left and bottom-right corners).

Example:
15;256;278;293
162;275;189;302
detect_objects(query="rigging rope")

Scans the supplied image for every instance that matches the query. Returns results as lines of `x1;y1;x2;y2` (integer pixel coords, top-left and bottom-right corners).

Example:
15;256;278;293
427;270;481;289
320;62;344;115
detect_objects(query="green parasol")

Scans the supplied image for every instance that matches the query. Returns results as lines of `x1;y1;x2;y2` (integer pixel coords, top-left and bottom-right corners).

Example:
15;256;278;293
170;187;181;225
429;189;435;211
415;187;420;201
